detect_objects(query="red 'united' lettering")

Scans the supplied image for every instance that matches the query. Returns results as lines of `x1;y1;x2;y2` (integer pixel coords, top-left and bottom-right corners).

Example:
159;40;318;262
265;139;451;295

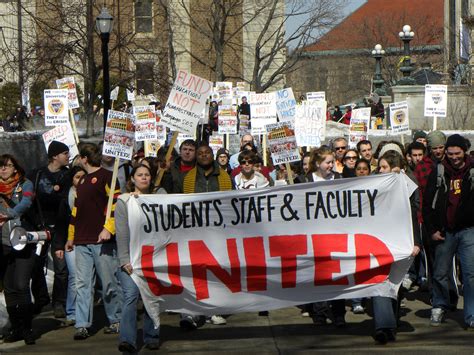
312;234;349;286
354;233;394;284
189;239;241;300
141;244;184;296
269;235;307;288
243;237;267;291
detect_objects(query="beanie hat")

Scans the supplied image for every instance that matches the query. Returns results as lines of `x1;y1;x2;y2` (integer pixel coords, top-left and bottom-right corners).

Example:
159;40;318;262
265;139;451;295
216;148;229;157
47;141;69;159
378;143;404;158
426;130;446;148
445;134;468;151
413;130;427;141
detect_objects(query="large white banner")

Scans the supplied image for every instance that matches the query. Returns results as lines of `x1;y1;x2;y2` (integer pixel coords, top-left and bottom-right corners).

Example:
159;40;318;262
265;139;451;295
162;70;213;135
424;84;447;118
128;174;415;324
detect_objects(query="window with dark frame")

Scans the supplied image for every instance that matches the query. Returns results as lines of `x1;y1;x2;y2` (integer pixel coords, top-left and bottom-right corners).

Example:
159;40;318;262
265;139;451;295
136;62;154;95
135;0;153;33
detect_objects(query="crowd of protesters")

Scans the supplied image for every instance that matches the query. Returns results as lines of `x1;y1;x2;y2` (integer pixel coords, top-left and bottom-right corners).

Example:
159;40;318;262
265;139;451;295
0;113;473;351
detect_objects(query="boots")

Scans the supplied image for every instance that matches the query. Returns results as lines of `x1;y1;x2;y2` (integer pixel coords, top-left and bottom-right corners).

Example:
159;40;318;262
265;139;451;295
19;304;35;345
4;305;23;343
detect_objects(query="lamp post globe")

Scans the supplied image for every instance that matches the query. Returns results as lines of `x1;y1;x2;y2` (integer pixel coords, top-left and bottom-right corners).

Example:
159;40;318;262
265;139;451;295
397;24;415;85
371;44;386;96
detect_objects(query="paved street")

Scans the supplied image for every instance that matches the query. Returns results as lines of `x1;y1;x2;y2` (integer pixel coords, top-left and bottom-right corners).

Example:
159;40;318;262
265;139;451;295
0;288;472;354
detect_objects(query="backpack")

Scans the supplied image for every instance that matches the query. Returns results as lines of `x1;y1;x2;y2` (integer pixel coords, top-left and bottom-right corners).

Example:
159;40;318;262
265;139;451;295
432;163;474;209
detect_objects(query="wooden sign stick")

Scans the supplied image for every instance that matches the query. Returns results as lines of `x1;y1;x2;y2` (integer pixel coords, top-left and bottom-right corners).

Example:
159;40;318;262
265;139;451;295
105;158;120;220
154;131;179;188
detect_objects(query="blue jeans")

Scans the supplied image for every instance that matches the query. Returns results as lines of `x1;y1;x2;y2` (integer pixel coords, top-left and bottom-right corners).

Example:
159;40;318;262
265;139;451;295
432;227;474;324
118;268;159;346
372;296;397;330
65;249;76;321
75;243;122;328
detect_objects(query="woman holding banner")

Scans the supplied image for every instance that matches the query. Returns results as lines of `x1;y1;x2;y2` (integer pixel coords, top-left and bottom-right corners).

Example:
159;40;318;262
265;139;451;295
372;150;421;344
115;164;161;352
0;154;36;345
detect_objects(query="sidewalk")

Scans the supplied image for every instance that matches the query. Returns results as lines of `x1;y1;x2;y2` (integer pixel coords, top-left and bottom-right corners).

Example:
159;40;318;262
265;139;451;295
1;289;472;354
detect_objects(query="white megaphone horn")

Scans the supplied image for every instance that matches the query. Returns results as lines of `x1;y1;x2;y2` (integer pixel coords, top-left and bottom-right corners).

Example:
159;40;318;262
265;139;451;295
9;226;51;251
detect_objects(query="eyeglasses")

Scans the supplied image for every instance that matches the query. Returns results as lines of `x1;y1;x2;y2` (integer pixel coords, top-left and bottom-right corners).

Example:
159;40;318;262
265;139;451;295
335;146;347;151
0;163;14;169
344;156;357;160
240;160;254;165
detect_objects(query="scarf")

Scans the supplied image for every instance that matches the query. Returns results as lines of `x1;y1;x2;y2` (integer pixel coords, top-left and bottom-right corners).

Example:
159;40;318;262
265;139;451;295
183;167;232;194
0;172;21;199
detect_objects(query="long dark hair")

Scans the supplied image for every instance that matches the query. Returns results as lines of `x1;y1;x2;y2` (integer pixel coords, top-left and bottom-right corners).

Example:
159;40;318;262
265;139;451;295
126;164;153;193
0;154;26;181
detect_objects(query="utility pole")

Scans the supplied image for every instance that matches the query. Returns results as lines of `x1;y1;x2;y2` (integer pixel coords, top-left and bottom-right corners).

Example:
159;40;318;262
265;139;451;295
17;0;24;100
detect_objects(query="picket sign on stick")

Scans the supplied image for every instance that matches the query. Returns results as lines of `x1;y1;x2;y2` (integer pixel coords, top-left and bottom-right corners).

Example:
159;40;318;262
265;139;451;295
400;134;405;146
68;109;80;144
111;100;115;110
433;116;437;131
262;135;267;166
105;158;120;220
154;131;179;188
285;163;294;185
225;133;230;150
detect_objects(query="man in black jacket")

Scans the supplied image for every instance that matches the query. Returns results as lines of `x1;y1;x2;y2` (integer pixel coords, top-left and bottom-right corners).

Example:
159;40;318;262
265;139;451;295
423;134;474;329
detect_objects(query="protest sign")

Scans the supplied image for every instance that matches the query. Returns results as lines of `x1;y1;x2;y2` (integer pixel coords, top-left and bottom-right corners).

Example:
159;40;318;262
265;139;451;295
275;88;297;122
162;70;213;135
56;77;80;109
128;173;415;321
306;91;326;101
144;110;166;158
209;134;225;156
110;86;119;101
44;89;69;126
133;105;157;141
103;110;135;160
127;89;136;102
389;101;410;135
249;92;277;135
295;100;326;147
218;101;237;134
349;107;371;148
42;123;79;162
265;121;300;165
144;141;161;158
155;110;166;142
215;82;233;99
424;85;447;118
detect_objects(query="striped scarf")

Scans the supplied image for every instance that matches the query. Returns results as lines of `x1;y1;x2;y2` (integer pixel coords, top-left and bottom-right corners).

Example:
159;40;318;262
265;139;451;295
183;166;232;194
0;173;21;199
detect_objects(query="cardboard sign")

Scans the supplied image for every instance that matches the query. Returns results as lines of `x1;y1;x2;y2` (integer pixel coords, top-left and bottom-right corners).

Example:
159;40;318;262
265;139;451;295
275;88;297;122
389;101;410;135
56;77;80;109
424;85;447;117
44;89;69;126
249;92;277;135
133;105;157;141
215;82;233;99
162;70;213;135
103;110;135;160
110;86;119;101
306;91;326;101
349;107;371;148
127;89;136;102
42;123;79;161
218;101;237;134
295;101;327;147
266;121;300;165
209;134;225;156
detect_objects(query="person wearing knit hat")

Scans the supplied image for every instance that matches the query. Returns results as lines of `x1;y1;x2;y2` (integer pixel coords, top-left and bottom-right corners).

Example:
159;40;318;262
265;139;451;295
378;142;404;159
423;131;474;329
413;130;427;146
216;148;231;174
426;130;446;162
48;141;70;160
445;133;468;152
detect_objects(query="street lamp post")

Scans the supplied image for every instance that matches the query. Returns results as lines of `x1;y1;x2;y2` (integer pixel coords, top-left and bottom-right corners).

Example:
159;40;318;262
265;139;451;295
397;24;415;85
371;44;386;96
96;7;113;132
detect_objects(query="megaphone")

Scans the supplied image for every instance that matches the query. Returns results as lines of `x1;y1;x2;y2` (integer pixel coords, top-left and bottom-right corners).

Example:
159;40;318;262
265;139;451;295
10;226;51;251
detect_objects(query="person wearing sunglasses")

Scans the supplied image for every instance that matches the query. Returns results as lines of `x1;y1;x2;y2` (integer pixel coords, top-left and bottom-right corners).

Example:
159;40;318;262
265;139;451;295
234;151;269;190
332;137;348;174
341;149;359;178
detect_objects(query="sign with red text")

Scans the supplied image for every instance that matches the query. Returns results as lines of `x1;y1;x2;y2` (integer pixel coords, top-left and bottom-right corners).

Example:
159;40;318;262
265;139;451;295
133;105;157;141
266;121;300;165
44;89;69;126
162;70;213;135
103;110;135;160
56;77;80;109
218;101;237;134
128;173;415;323
349;107;371;148
42;123;79;162
249;92;277;135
